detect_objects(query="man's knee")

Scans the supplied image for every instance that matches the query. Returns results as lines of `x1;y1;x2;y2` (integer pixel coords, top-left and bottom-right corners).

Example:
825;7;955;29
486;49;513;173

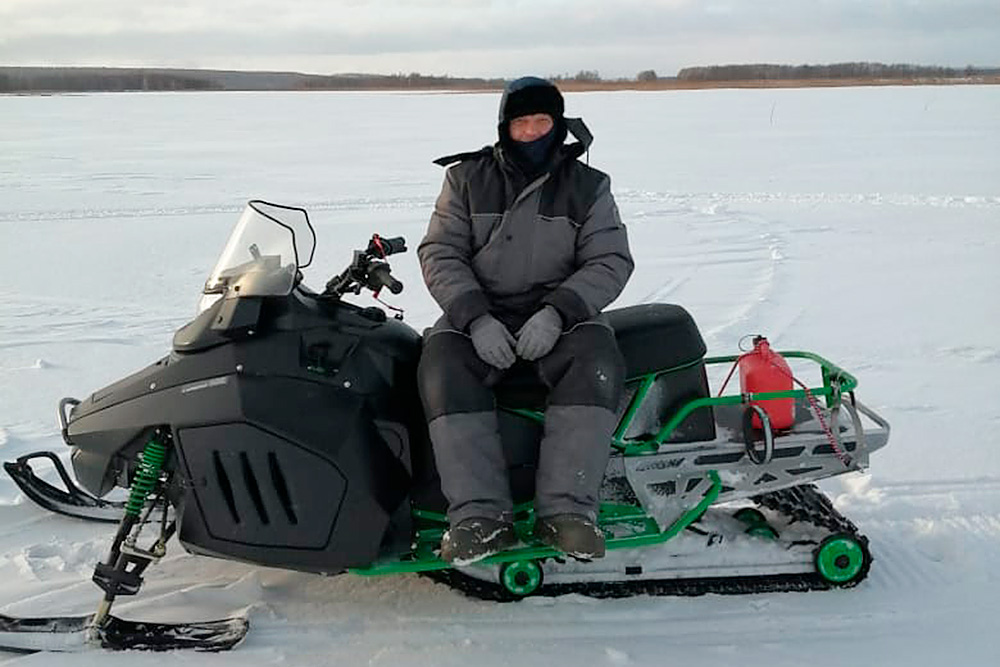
541;324;625;410
417;332;494;420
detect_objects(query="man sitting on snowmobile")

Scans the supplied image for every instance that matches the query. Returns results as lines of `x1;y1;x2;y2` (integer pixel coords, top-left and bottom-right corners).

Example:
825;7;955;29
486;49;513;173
417;76;634;564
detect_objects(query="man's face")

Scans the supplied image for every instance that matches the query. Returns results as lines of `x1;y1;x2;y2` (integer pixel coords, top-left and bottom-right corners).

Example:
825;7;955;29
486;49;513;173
509;113;554;143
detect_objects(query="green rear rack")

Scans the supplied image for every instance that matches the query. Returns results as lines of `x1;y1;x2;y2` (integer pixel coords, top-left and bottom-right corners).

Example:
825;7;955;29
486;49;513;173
613;350;856;455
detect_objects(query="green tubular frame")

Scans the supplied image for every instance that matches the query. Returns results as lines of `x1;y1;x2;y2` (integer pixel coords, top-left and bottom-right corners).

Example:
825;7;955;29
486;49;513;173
349;350;852;579
350;471;722;577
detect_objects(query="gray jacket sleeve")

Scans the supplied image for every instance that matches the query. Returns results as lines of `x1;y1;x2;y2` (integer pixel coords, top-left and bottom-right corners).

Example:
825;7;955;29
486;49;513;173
417;167;492;331
542;176;634;327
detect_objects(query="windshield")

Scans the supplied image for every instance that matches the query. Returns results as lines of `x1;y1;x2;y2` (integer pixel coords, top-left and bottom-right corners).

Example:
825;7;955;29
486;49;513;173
202;201;316;303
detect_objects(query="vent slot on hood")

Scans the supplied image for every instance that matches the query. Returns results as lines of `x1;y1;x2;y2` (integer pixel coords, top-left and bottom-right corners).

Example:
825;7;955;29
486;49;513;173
269;452;298;525
240;452;270;526
212;450;240;525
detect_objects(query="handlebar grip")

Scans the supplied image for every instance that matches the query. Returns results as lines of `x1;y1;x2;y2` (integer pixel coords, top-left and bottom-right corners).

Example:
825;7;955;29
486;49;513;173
381;236;407;255
369;262;404;295
370;235;407;257
384;275;404;295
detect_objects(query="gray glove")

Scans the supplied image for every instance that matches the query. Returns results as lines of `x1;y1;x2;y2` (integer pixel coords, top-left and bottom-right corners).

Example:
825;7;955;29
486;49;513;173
469;314;517;369
516;306;563;360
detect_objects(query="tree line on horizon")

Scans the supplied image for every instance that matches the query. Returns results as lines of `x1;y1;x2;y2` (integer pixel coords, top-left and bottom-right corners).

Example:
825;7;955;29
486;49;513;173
0;67;506;93
1;63;998;93
676;62;1000;81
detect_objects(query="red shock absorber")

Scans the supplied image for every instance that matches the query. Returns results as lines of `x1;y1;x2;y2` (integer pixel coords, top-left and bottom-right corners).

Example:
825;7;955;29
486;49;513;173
739;336;795;430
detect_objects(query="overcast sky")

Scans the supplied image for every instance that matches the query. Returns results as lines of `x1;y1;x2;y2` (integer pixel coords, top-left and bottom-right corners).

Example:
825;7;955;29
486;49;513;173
1;0;997;77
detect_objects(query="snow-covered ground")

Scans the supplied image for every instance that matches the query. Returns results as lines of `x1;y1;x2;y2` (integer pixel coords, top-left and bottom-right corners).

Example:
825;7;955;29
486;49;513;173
1;85;998;665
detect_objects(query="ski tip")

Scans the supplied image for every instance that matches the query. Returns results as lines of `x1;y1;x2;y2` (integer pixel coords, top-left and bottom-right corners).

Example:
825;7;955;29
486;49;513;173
101;614;250;652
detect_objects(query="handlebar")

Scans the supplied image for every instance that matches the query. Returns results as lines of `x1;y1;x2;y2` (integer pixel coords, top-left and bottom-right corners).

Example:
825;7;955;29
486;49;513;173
323;233;406;300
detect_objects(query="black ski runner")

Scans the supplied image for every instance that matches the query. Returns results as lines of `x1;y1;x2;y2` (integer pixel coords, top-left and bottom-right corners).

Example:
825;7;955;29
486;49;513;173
0;613;248;652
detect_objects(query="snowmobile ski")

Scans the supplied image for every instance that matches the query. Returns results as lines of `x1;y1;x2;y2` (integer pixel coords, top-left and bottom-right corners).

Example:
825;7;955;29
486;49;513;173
3;451;125;523
0;612;248;653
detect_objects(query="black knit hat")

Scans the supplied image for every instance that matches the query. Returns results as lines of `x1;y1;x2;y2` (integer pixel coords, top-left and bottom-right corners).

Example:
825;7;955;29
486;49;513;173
498;76;565;124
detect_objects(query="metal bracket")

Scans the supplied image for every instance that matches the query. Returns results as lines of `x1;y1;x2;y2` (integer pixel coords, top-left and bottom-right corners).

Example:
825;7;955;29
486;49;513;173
742;405;775;465
58;397;80;446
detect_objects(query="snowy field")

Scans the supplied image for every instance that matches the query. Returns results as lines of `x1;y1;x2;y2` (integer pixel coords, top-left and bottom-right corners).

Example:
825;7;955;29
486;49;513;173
1;85;999;665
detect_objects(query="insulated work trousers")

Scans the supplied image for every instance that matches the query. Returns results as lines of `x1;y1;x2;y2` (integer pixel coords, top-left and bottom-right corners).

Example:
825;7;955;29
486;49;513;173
417;322;626;525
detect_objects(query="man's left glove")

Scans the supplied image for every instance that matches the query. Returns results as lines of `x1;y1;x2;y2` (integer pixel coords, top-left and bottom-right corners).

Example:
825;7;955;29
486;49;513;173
516;306;563;360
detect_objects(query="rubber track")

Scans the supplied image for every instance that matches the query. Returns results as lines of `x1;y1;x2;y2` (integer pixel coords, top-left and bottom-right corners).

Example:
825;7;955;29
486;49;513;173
753;484;863;535
427;484;869;602
423;568;837;602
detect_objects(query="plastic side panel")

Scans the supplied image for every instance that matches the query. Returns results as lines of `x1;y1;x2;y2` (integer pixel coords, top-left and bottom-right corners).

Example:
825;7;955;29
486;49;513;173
176;423;346;549
175;375;409;572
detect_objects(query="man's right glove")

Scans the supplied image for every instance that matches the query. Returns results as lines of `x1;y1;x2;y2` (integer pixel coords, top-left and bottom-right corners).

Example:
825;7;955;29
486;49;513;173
515;305;563;360
468;314;517;369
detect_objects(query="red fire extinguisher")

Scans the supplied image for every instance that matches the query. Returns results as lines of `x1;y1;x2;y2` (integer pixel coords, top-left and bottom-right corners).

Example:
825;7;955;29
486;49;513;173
739;336;794;430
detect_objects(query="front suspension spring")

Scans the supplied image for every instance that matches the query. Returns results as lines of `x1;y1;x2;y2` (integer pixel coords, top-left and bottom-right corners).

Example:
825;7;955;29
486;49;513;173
125;435;168;518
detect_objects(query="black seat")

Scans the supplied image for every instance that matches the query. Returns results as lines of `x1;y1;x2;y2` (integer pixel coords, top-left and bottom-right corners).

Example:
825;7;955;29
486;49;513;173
607;303;707;378
608;304;715;443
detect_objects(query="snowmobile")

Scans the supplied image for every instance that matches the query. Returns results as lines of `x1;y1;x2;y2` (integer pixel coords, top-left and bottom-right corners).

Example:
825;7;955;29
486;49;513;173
2;201;890;652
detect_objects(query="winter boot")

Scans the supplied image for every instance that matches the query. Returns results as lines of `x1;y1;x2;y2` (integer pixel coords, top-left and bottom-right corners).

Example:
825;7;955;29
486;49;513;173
440;517;518;565
534;514;606;560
